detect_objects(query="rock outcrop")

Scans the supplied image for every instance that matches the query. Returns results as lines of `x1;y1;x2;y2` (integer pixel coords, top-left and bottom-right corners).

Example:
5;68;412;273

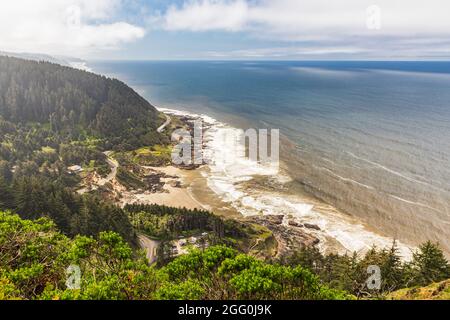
247;215;320;258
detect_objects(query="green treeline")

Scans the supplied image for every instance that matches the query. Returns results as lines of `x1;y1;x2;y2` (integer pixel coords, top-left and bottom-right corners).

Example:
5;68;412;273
282;241;450;298
0;56;169;244
0;56;163;150
0;211;350;300
125;204;275;261
126;204;226;239
1;174;135;244
2;211;449;300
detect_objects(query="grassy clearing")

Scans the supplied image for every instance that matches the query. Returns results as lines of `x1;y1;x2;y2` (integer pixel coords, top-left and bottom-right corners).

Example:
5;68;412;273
118;145;173;167
223;220;277;259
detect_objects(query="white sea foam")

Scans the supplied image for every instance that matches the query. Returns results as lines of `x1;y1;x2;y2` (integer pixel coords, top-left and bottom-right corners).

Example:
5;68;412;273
162;107;415;260
69;61;92;72
157;107;218;125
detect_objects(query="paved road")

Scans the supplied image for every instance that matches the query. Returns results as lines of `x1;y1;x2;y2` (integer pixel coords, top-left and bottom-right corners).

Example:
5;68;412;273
138;235;160;264
77;152;118;195
157;114;171;133
98;151;119;186
96;155;161;265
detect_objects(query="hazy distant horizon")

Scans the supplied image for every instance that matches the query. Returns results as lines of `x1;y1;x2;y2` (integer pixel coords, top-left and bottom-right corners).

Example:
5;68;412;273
91;59;450;257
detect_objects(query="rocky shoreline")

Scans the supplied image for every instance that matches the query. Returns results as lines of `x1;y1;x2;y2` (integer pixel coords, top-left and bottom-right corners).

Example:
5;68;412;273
161;110;323;258
77;109;322;259
247;215;320;258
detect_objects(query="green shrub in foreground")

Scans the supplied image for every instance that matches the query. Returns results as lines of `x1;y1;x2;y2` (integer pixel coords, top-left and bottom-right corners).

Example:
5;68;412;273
0;211;351;300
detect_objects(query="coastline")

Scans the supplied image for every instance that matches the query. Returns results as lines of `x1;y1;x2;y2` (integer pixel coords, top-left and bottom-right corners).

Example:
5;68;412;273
85;62;416;260
152;107;415;260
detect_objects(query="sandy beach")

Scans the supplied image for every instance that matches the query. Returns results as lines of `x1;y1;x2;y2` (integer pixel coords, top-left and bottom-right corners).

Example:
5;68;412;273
151;108;416;260
119;166;207;210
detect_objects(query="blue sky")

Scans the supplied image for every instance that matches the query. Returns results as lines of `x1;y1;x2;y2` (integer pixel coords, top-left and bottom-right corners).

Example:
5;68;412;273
1;0;450;60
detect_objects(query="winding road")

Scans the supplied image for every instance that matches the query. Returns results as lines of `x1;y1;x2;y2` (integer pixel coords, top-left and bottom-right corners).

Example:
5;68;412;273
78;151;162;265
102;153;161;264
98;151;119;186
157;114;171;133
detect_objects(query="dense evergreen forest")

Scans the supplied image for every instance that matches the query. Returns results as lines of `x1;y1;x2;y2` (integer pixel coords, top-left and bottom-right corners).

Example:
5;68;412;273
0;56;163;150
0;56;167;242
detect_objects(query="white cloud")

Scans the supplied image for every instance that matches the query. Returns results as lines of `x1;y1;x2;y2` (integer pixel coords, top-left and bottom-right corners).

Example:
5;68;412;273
165;0;248;31
159;0;450;58
162;0;450;37
3;0;450;59
0;0;145;56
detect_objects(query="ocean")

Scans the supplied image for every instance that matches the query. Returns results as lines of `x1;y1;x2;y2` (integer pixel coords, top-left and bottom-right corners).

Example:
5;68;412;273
91;60;450;258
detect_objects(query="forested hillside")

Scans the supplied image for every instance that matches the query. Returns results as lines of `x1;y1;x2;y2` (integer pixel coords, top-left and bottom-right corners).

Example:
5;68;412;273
0;56;163;150
0;56;166;242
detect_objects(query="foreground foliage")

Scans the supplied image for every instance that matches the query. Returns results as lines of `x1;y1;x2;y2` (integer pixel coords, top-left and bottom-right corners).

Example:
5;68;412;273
0;211;350;300
388;279;450;300
0;56;169;244
2;212;450;300
282;241;450;298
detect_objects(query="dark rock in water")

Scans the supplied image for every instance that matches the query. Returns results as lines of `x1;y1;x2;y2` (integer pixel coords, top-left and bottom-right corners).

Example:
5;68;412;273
264;215;284;225
288;221;303;228
143;173;165;193
304;223;321;231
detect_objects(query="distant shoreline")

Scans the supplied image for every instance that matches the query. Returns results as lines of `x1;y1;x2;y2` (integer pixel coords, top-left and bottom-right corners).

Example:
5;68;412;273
152;107;416;260
87;62;416;260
